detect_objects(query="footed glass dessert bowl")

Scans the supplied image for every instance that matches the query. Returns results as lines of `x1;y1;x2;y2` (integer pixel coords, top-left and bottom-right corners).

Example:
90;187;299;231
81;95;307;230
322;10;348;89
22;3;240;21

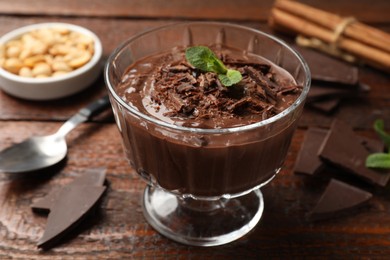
105;22;310;246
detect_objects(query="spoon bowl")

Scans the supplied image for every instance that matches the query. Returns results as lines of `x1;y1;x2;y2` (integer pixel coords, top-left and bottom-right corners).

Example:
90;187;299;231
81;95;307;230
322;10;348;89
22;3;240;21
0;95;110;173
0;135;67;173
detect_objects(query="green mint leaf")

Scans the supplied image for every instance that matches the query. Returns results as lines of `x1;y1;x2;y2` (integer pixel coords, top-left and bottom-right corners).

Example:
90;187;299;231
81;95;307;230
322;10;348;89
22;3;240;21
185;46;227;74
373;119;390;149
218;69;243;87
185;46;242;87
366;153;390;169
211;59;227;74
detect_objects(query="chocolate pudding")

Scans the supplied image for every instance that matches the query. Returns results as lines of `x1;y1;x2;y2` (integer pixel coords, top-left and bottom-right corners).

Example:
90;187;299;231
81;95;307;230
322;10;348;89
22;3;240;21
113;45;303;197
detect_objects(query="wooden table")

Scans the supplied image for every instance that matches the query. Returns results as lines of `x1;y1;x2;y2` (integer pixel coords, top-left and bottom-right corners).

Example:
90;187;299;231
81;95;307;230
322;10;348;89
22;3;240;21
0;1;389;258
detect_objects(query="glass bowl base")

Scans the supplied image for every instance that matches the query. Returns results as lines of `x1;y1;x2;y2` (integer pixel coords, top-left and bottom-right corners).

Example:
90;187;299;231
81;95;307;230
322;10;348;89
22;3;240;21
142;185;264;246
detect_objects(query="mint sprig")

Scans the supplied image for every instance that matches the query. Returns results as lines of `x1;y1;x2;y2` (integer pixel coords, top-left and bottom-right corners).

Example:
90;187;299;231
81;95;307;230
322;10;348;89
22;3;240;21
185;46;242;87
373;119;390;148
366;119;390;169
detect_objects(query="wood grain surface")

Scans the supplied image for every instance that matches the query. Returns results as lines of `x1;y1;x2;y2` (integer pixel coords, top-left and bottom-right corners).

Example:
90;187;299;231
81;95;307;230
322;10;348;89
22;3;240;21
0;0;389;23
0;0;389;259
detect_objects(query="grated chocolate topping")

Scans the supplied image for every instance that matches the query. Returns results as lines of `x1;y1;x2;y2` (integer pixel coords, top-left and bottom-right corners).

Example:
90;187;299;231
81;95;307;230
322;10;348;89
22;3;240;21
150;52;301;121
118;47;302;129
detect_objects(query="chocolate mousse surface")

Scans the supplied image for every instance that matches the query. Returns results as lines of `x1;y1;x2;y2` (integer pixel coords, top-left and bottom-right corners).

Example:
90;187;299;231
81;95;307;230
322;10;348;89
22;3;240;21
116;46;302;129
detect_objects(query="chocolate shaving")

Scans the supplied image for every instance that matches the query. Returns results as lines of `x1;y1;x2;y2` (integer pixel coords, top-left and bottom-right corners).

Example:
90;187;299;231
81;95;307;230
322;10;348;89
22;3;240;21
224;59;271;74
244;66;278;100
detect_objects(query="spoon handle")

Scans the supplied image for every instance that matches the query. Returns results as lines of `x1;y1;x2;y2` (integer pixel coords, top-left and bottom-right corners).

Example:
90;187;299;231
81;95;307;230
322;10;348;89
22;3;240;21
55;95;111;138
78;95;111;118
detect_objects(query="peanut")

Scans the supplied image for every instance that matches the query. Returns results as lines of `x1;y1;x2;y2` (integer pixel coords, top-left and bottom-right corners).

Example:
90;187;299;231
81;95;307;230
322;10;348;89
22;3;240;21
52;61;72;72
0;27;95;78
19;67;33;77
6;45;21;58
19;48;32;60
3;58;23;74
24;55;46;68
32;62;52;77
68;51;92;68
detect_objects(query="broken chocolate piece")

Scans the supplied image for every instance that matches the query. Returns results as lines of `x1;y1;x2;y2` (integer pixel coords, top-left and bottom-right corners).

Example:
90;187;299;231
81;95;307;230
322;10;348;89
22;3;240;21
31;167;106;212
306;84;358;102
359;136;385;154
292;45;359;85
32;168;106;249
306;81;369;103
318;120;390;186
294;125;385;177
309;179;372;220
294;128;328;175
288;45;370;115
306;98;340;113
305;81;370;114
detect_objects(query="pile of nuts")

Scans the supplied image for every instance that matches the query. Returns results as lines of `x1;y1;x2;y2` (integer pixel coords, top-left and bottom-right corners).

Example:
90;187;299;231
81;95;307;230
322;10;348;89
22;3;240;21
0;27;95;78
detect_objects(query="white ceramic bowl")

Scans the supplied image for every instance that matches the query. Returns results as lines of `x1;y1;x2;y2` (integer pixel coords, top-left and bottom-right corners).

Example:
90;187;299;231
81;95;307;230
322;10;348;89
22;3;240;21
0;23;103;100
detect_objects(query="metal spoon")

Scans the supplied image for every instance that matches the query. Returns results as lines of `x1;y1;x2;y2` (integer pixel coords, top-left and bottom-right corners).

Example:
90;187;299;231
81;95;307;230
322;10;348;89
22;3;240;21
0;95;111;173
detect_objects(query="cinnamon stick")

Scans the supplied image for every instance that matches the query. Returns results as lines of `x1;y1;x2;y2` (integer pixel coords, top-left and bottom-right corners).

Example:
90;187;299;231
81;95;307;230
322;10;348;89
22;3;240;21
274;0;390;53
269;0;390;72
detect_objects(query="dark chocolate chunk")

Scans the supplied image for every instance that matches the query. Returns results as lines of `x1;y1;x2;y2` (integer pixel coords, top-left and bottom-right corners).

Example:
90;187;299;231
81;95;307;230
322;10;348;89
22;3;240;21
306;98;341;113
309;179;372;220
305;82;369;114
32;168;107;249
292;45;359;85
306;84;357;102
294;124;385;177
318;120;390;186
359;136;385;154
284;45;366;115
294;128;328;175
306;81;369;103
31;167;106;211
37;185;105;249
